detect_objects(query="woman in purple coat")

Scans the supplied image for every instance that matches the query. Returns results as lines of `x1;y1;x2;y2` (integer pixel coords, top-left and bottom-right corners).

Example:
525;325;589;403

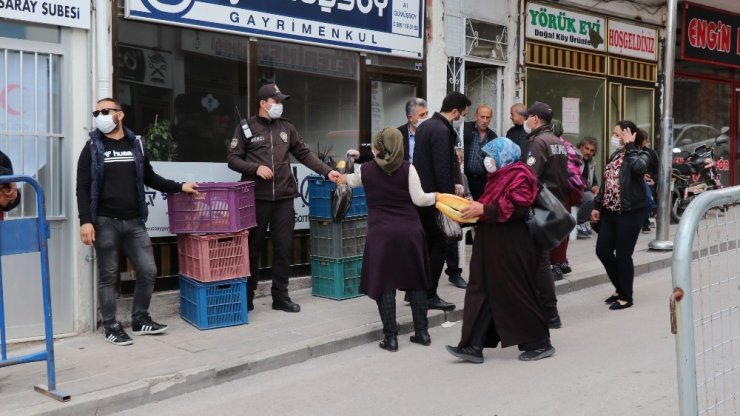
341;127;438;352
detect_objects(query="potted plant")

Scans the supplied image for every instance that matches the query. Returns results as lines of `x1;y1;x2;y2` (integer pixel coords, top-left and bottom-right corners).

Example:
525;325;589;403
142;116;178;161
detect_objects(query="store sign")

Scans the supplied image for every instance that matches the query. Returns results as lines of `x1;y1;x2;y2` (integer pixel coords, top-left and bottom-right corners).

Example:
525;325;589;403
181;30;249;62
526;3;605;51
0;0;90;29
608;20;657;62
118;45;174;89
126;0;424;58
681;2;740;69
145;162;314;236
257;41;358;80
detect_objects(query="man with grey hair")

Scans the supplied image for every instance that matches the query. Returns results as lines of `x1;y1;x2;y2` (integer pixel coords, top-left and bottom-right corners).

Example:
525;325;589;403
397;98;429;162
506;103;529;155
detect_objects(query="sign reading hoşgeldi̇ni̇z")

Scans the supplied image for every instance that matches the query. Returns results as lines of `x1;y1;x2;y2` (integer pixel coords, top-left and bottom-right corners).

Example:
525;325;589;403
125;0;424;58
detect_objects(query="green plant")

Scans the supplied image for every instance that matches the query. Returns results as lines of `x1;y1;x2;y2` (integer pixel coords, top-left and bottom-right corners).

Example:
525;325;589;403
142;118;178;161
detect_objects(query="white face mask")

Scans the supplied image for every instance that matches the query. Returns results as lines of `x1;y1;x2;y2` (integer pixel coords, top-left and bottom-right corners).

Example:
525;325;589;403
610;134;621;151
95;114;117;134
414;116;429;128
452;118;464;129
483;156;497;173
267;103;283;119
523;119;532;134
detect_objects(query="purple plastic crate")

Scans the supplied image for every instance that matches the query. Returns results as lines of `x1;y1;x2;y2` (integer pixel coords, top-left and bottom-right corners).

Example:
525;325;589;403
167;182;256;234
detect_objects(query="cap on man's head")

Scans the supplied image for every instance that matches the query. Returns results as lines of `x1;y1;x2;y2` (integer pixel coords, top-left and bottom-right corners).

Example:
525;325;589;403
256;83;290;102
518;101;553;123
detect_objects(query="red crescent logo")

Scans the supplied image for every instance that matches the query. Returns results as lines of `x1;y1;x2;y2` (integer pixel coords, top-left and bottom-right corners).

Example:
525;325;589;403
0;84;22;116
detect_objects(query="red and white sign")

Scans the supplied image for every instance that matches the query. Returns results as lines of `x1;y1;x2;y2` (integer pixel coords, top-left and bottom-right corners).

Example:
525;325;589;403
608;20;657;61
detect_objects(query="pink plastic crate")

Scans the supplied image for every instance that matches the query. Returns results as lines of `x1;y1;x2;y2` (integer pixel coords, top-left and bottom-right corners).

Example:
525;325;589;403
177;231;250;282
168;182;256;234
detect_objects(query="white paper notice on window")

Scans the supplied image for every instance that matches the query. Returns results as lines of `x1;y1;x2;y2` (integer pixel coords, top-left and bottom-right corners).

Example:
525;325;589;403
562;97;580;135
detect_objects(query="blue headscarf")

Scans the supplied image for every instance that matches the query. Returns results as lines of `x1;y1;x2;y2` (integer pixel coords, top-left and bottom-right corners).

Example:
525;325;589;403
481;137;521;170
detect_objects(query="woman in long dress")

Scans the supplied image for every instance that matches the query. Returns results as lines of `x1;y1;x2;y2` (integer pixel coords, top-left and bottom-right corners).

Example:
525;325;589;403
342;127;438;352
446;137;555;363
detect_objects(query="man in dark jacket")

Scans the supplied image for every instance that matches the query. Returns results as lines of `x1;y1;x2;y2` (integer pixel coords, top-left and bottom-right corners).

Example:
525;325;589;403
397;98;429;162
77;98;199;346
576;137;599;239
228;84;340;313
463;104;496;201
520;101;568;329
413;91;471;311
506;103;528;155
0;150;20;215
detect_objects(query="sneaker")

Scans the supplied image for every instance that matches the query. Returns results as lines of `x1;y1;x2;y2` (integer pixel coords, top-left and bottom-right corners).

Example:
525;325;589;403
551;264;564;281
559;262;572;275
104;322;133;346
642;224;651;234
131;314;168;335
518;345;556;361
576;223;591;239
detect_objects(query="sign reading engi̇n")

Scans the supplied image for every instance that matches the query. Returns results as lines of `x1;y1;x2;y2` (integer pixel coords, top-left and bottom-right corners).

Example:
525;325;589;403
125;0;424;58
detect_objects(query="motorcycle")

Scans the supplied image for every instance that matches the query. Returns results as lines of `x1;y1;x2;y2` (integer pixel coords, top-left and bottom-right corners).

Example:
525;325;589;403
670;142;725;223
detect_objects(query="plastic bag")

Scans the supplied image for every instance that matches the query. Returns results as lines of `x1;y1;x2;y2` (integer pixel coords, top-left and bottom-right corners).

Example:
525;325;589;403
332;183;353;221
436;210;462;242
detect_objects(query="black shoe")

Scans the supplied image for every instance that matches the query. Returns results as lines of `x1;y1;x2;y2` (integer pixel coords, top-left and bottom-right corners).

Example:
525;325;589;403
445;345;484;364
547;315;562;329
379;336;398;352
428;296;456;311
248;299;254;311
272;298;301;313
559;262;572;275
410;330;431;346
518;345;556;361
131;314;168;335
448;275;468;289
552;265;564;281
609;301;633;310
604;294;619;303
104;322;133;346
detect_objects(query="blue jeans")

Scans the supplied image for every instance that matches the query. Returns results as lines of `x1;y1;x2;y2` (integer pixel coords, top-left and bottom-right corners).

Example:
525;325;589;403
94;216;158;327
644;181;656;226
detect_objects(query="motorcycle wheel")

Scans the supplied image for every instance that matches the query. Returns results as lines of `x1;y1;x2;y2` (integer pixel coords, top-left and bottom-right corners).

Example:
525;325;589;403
671;194;685;224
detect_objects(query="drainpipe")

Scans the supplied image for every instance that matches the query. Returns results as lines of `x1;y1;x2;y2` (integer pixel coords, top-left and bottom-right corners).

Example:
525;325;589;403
95;0;112;99
649;0;678;251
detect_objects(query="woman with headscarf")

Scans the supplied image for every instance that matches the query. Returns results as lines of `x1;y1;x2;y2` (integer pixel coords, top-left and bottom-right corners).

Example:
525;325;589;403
591;121;650;310
341;127;438;352
446;137;555;363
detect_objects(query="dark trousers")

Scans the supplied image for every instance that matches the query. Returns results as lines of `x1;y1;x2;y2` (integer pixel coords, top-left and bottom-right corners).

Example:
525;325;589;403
577;191;595;224
466;173;487;201
377;290;428;337
248;199;295;302
418;206;447;299
94;217;158;327
595;208;645;303
536;251;559;319
444;241;462;278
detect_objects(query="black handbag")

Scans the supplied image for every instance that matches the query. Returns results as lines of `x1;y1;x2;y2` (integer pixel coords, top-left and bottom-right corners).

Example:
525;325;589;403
527;183;576;251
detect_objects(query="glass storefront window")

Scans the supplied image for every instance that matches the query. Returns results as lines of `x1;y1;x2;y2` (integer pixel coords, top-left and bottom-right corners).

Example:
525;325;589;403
0;22;60;43
370;81;417;138
624;87;654;147
526;68;606;168
674;76;731;185
257;40;359;160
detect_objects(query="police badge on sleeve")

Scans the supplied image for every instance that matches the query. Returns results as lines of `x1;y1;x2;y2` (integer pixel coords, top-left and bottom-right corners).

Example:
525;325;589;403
527;156;536;166
230;138;238;149
280;132;288;143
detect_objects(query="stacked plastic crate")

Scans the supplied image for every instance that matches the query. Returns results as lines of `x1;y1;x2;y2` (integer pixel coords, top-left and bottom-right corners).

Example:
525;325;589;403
307;177;368;300
167;182;256;329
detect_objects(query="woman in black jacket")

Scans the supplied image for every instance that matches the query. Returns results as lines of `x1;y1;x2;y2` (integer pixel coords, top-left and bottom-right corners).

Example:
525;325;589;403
591;121;650;310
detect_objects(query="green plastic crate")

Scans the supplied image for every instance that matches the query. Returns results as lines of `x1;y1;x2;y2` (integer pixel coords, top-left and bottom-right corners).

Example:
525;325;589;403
309;217;367;259
311;256;364;300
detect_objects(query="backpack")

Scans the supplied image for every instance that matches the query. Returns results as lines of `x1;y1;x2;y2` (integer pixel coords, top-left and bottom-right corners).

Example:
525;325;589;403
561;138;585;207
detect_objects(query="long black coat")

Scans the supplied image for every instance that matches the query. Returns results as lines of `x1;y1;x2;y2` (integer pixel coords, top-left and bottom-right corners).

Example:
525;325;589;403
412;113;460;195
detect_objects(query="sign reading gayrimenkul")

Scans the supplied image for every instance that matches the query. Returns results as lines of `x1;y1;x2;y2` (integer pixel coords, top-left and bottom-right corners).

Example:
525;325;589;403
0;0;90;29
526;3;605;51
126;0;424;58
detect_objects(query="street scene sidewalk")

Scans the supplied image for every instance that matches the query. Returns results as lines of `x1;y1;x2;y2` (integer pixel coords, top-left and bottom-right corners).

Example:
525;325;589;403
1;227;676;416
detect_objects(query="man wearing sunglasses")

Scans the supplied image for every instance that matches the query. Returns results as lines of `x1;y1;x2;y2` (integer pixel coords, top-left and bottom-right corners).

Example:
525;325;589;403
0;150;21;218
76;98;199;346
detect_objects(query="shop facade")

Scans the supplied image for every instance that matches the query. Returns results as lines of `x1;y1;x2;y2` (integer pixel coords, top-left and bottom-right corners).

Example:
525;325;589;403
675;2;740;187
522;1;661;171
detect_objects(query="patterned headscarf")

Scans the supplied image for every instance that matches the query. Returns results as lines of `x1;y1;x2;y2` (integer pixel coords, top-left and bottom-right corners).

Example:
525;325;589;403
372;127;404;174
481;137;521;170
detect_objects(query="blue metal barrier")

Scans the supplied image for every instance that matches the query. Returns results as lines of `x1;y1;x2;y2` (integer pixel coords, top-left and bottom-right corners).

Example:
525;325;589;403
0;175;70;402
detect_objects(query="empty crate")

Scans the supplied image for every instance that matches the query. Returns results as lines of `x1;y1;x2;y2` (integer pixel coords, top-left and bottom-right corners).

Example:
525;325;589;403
309;217;367;258
168;182;256;234
307;177;367;220
179;276;248;330
177;231;249;282
311;256;364;300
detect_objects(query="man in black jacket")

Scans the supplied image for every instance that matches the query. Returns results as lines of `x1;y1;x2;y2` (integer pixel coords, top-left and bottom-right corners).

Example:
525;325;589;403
506;103;528;155
413;91;471;311
463;104;496;201
397;98;429;162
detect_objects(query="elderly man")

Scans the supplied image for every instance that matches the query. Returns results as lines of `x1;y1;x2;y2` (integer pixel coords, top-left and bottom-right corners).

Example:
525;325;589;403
463;104;496;201
397;98;429;162
506;103;528;155
576;137;600;239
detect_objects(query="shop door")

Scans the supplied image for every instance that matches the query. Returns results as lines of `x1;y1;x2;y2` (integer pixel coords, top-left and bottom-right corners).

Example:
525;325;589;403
367;78;420;139
464;64;503;135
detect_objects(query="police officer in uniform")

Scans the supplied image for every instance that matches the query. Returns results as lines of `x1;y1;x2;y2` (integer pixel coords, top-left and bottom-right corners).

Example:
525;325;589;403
228;84;340;313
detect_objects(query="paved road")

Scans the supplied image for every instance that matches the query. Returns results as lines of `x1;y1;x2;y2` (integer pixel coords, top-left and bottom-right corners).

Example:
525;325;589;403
115;267;679;416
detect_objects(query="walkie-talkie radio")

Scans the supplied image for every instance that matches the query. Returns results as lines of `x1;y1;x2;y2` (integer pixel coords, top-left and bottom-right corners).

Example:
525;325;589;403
235;106;252;139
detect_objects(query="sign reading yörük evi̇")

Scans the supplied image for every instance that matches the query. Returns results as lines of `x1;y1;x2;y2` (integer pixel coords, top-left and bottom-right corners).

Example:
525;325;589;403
0;0;90;29
126;0;424;58
681;2;740;70
526;3;605;51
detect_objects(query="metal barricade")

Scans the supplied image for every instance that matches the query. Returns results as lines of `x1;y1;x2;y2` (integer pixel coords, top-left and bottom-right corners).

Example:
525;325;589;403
672;187;740;416
0;175;69;402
